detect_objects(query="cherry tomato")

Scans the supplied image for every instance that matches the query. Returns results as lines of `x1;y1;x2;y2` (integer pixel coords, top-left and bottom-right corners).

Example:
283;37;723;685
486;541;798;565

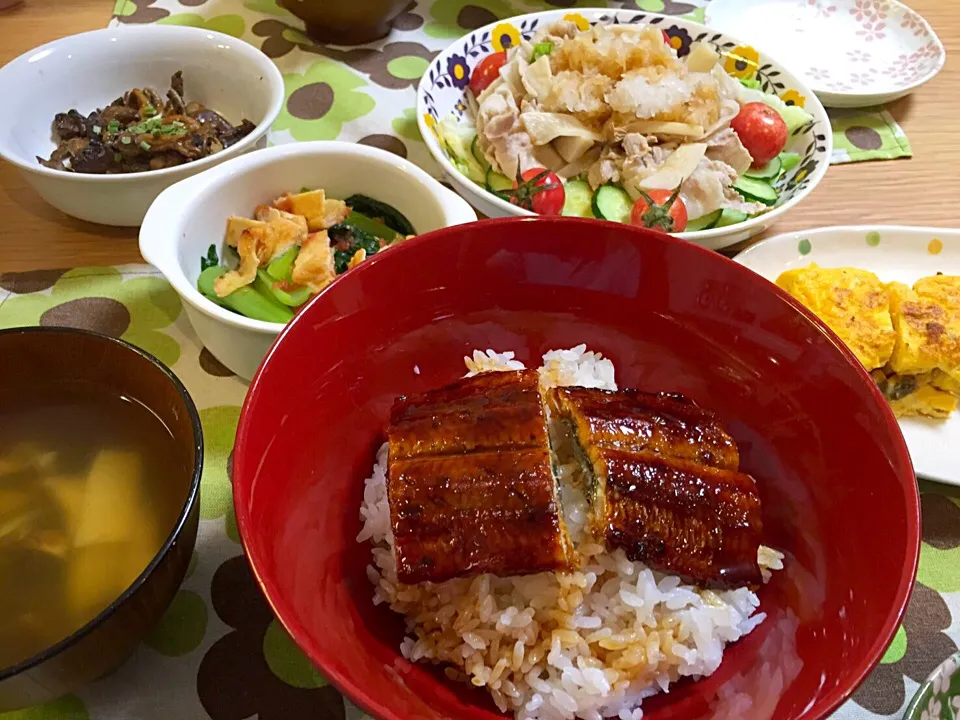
469;52;507;96
507;168;565;216
730;102;788;168
629;188;687;233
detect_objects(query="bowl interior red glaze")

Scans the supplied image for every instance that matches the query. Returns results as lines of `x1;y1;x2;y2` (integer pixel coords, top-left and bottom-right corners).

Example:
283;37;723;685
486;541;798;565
233;217;919;720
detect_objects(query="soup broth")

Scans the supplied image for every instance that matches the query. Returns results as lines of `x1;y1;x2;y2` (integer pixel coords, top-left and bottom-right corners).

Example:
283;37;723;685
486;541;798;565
0;380;189;669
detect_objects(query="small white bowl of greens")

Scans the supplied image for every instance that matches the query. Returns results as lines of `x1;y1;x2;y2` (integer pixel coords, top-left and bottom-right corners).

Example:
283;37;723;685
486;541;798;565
139;141;478;380
417;8;831;250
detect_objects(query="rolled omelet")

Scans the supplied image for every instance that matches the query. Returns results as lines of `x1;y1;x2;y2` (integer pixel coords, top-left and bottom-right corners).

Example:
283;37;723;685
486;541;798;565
776;263;896;371
873;369;958;419
886;280;960;378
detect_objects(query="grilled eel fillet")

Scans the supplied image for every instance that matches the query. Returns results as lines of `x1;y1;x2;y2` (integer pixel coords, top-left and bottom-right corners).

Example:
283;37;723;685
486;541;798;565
547;387;763;589
387;370;576;584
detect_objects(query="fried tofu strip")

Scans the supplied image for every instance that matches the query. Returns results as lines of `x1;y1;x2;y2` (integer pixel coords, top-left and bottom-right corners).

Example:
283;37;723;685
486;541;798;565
215;208;308;297
274;189;349;232
291;231;336;293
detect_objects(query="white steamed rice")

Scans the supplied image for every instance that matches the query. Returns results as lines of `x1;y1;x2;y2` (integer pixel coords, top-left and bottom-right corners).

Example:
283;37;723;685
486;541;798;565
357;345;783;720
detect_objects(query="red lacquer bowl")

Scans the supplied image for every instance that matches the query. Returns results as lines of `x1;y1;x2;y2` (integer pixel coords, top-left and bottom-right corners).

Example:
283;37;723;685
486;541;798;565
233;218;920;720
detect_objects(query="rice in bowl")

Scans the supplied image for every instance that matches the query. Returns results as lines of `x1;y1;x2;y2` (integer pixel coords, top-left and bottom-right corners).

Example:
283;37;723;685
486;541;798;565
357;345;783;720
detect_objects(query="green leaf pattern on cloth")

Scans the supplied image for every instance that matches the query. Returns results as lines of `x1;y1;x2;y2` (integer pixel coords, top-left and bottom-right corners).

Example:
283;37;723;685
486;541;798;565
0;267;181;367
0;696;89;720
0;0;928;717
263;619;328;689
392;107;424;142
198;406;241;521
829;106;913;164
156;13;247;36
275;60;376;142
144;590;209;657
424;0;520;38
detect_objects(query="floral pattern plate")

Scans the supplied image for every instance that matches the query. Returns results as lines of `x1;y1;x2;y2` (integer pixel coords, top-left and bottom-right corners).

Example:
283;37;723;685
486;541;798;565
733;225;960;487
904;651;960;720
416;8;832;251
706;0;945;108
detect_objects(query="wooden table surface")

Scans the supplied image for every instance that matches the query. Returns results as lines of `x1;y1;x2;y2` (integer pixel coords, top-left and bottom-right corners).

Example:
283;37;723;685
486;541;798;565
0;0;955;273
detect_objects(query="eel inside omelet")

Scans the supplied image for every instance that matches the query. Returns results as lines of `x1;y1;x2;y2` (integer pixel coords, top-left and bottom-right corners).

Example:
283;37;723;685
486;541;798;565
776;264;960;419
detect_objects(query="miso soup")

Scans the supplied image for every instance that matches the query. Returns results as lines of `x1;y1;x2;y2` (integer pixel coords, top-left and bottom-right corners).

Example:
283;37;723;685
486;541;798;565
0;380;189;669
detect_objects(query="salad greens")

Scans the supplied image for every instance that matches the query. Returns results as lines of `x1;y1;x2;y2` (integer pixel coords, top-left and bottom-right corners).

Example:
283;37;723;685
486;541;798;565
197;192;414;324
437;33;817;233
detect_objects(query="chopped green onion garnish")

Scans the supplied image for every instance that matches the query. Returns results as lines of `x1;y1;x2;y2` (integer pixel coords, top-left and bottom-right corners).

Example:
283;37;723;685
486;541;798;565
139;140;152;151
531;41;553;62
120;135;132;145
92;125;101;134
107;120;121;133
127;115;164;135
143;104;157;117
156;122;187;136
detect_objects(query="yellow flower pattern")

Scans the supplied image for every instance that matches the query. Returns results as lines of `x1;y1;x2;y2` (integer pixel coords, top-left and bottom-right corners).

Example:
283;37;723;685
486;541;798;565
781;89;807;108
723;45;760;79
491;23;520;52
563;13;590;32
422;113;439;139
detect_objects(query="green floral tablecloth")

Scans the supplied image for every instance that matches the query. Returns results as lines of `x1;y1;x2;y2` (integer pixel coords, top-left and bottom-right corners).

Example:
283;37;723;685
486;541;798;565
109;0;911;168
0;1;933;718
0;259;957;720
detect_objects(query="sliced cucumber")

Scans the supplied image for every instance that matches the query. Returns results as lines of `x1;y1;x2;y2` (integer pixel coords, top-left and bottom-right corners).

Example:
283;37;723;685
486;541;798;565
344;195;415;236
744;156;781;180
714;208;750;228
685;209;722;232
561;179;594;218
733;176;778;206
591;185;632;223
437;125;486;184
344;210;399;242
779;151;801;173
486;169;513;193
471;135;490;172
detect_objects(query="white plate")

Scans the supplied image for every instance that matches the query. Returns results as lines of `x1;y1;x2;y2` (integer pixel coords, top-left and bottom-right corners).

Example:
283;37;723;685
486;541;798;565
706;0;945;108
734;225;960;485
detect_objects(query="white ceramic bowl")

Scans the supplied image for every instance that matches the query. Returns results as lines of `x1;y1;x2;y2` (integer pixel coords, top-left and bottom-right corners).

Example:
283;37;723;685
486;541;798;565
139;141;479;381
416;8;832;251
0;25;284;227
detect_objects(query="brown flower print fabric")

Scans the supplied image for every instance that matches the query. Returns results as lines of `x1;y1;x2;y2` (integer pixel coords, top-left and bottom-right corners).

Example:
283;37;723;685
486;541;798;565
0;268;66;294
40;297;131;337
252;20;438;89
197;556;345;720
199;347;236;377
853;582;958;713
358;134;409;158
115;0;169;24
392;1;424;31
619;0;697;13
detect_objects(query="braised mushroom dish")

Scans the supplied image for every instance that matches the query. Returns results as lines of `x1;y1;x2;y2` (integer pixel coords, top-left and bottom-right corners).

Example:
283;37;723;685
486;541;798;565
38;71;255;174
